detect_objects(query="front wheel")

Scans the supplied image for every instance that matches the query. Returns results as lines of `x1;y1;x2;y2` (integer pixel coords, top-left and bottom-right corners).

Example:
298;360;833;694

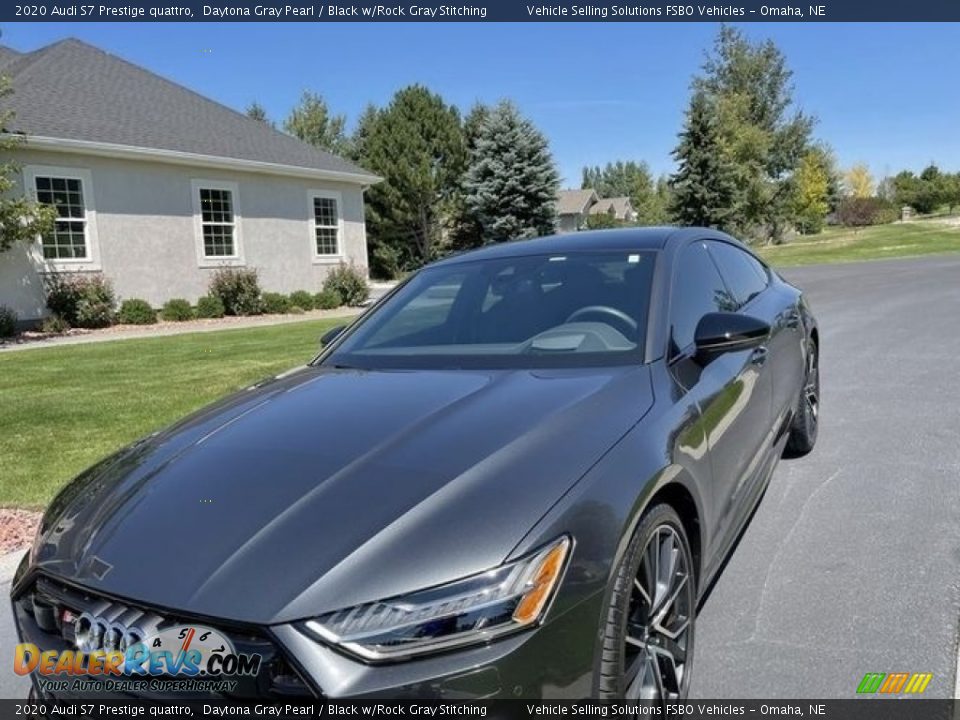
597;503;696;702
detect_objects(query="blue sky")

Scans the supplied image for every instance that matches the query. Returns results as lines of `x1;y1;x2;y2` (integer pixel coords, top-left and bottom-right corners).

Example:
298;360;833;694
5;22;959;185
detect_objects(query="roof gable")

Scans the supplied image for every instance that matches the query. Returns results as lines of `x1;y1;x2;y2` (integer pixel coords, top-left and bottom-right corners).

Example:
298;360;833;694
589;196;635;217
0;39;377;183
556;188;598;216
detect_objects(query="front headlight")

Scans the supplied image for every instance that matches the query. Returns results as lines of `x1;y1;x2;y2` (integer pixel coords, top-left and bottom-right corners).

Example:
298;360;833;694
301;536;571;661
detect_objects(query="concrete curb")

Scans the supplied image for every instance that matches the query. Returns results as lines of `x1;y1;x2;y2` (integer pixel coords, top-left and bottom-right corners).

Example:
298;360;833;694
0;309;361;354
0;550;25;585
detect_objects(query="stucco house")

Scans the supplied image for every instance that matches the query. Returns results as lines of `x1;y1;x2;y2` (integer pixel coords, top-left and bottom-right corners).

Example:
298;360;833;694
556;189;598;233
589;196;637;224
556;189;637;233
0;38;380;323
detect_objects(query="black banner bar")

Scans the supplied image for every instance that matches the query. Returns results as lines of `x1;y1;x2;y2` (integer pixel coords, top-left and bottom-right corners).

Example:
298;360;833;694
6;0;960;22
0;700;957;720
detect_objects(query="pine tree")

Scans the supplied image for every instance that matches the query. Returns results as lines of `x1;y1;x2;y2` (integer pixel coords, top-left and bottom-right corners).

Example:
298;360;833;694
462;101;560;244
669;91;738;230
245;101;272;126
349;104;379;163
284;90;350;156
357;85;465;272
448;103;492;251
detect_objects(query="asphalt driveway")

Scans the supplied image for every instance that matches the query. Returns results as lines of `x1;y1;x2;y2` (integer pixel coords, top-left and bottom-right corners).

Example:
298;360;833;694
2;254;959;699
691;254;960;698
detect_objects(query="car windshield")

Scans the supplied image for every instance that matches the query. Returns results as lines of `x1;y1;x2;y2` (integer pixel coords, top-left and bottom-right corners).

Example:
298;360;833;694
323;250;656;369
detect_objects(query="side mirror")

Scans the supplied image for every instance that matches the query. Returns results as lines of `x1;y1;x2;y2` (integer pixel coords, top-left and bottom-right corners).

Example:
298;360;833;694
320;324;346;348
694;312;769;360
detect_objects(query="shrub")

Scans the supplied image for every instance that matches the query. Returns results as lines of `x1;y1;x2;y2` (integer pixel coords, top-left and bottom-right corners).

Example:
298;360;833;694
161;298;195;322
75;288;116;329
44;273;80;324
289;290;315;311
836;197;898;228
196;295;225;319
118;299;157;325
261;292;291;314
209;267;263;316
45;273;116;328
41;314;69;334
370;244;401;280
288;305;305;315
0;306;16;338
313;289;342;310
323;264;369;306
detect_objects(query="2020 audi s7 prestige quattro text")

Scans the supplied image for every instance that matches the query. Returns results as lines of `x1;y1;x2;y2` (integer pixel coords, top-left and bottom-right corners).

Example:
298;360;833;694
12;228;819;702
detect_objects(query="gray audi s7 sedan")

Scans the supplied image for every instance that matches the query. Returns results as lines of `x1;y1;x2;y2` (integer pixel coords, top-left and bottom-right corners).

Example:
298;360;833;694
12;227;819;702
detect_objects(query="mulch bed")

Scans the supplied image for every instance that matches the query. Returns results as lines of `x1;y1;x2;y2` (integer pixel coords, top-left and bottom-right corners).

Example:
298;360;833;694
0;508;42;555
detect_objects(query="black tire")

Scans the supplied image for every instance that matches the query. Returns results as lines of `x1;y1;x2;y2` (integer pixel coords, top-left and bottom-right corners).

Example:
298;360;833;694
598;503;696;702
785;341;819;457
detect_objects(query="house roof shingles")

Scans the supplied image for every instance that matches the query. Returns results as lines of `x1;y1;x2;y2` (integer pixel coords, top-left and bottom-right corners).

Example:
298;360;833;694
0;38;378;182
0;46;21;70
556;188;598;216
589;196;634;217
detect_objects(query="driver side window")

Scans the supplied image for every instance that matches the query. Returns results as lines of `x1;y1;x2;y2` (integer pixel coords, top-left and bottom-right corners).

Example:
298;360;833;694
669;242;737;356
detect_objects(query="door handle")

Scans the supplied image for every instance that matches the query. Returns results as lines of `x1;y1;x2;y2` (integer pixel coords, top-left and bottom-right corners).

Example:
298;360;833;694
750;346;768;366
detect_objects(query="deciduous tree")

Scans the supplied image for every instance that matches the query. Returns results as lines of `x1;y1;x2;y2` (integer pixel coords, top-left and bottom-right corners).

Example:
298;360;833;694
844;163;874;199
0;77;55;253
791;149;831;234
694;25;814;242
357;85;465;273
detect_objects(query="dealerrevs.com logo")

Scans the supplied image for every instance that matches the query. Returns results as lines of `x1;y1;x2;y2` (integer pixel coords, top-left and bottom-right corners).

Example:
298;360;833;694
14;622;263;693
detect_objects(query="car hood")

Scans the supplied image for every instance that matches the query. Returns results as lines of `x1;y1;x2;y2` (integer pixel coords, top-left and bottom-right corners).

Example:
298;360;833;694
33;364;652;624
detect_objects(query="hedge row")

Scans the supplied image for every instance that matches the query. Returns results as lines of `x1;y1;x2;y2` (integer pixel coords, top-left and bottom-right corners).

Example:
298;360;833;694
31;264;368;334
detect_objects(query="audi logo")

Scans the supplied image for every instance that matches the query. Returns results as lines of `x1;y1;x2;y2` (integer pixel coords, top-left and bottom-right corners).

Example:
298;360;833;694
74;612;145;653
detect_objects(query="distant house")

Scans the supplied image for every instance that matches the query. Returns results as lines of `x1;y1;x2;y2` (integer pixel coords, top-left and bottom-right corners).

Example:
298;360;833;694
556;189;636;233
556;189;599;233
589;196;637;224
0;38;381;322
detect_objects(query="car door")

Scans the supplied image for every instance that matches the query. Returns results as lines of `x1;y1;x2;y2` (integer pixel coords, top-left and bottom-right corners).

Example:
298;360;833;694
706;240;802;428
667;240;774;559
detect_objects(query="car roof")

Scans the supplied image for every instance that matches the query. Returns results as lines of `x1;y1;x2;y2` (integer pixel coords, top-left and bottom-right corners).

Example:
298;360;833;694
429;226;731;267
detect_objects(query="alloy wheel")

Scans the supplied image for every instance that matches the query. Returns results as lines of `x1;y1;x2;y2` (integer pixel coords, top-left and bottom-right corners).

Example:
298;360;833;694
623;525;694;701
804;350;819;429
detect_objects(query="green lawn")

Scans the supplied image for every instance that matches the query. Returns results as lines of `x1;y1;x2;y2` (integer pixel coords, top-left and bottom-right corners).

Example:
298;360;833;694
757;221;960;266
4;221;960;509
0;318;348;508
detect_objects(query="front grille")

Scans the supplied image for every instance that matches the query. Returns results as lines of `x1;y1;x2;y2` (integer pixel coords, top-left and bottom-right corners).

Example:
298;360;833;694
14;574;316;700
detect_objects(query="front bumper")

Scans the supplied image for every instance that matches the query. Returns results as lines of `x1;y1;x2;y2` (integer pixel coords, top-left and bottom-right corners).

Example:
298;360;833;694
11;560;601;700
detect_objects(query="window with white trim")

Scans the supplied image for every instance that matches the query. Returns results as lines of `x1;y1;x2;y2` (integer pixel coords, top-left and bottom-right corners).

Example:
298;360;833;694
312;194;340;256
199;186;236;257
34;175;89;260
